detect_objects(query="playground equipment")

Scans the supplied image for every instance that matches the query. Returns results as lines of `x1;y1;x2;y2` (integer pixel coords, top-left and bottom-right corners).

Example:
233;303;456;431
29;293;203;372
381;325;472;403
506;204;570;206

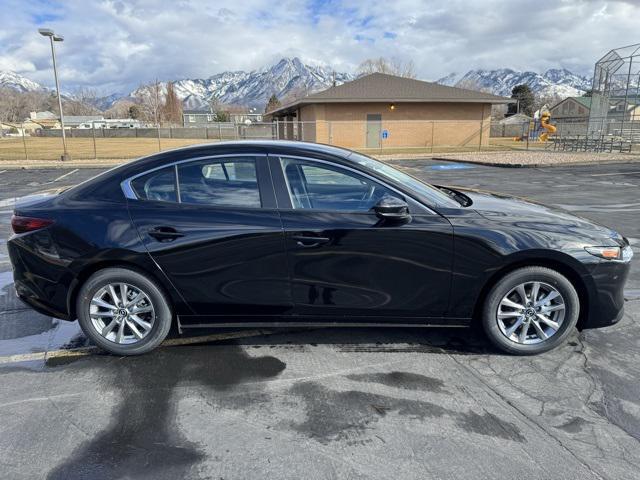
539;112;556;142
514;111;556;142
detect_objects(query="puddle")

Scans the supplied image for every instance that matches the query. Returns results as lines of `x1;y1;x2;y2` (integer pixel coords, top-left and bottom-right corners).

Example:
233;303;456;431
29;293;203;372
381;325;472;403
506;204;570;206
286;381;524;445
0;270;12;294
429;164;475;170
0;316;88;357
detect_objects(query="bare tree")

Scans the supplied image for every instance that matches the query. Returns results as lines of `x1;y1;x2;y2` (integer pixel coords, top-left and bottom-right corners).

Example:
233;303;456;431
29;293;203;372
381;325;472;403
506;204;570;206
104;99;138;119
64;87;101;116
0;89;58;123
534;93;562;114
357;57;416;78
136;80;164;125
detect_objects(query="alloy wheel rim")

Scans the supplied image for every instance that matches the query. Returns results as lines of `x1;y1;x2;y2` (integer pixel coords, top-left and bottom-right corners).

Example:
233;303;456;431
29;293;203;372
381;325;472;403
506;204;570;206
89;282;155;345
496;281;565;345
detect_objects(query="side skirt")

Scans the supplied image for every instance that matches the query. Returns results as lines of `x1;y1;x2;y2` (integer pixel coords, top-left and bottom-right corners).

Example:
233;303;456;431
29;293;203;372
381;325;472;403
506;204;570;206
177;316;471;330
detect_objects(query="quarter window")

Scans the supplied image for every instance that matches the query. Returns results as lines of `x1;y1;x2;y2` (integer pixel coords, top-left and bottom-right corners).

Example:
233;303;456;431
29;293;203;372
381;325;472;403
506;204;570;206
178;157;261;207
280;157;400;211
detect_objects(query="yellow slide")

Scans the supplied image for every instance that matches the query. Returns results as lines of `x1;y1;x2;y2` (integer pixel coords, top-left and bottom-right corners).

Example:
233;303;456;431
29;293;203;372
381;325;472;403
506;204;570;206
539;112;556;142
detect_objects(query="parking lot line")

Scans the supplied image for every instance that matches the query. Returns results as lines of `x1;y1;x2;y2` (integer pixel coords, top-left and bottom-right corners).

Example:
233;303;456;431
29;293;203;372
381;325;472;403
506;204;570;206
0;328;277;365
590;170;640;177
51;168;79;183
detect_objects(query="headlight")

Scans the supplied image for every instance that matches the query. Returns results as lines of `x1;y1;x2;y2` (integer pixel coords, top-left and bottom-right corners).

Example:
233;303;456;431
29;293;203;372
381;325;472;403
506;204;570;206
585;245;633;262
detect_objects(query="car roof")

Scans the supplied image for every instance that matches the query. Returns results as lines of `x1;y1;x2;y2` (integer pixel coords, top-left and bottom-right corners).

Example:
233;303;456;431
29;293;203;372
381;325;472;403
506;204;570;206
65;141;360;200
123;140;364;178
166;140;354;158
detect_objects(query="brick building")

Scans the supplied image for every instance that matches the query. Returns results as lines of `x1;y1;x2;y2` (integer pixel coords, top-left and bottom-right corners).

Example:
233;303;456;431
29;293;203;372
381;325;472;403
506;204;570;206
266;73;512;149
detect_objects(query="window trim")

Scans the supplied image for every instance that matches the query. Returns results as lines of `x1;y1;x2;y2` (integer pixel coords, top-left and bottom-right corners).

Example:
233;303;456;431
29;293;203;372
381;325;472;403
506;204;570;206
273;155;433;215
121;153;269;210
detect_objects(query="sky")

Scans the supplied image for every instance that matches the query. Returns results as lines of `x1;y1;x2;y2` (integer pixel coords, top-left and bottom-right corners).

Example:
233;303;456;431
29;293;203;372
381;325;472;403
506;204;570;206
0;0;639;95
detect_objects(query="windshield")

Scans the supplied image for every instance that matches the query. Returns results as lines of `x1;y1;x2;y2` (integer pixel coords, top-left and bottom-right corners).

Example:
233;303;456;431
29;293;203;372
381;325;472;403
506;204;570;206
347;152;459;207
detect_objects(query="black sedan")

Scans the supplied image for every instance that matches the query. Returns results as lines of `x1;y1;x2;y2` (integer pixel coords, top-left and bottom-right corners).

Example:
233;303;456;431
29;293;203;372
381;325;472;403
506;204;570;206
8;141;632;355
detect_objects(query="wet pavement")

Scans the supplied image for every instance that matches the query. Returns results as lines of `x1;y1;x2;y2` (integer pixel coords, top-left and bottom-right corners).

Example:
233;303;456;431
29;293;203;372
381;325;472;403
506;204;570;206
0;162;639;479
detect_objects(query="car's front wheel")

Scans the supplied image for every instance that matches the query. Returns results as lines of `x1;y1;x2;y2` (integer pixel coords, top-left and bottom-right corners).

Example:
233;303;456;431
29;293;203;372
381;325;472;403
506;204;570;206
76;267;172;355
482;266;580;355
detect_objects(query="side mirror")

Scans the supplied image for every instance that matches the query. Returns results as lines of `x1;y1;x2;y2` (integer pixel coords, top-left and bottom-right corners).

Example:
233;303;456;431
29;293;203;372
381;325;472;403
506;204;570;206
373;196;411;221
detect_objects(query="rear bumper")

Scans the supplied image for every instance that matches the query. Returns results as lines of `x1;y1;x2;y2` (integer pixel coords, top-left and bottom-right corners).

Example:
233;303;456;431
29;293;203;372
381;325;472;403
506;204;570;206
8;237;74;321
14;285;71;320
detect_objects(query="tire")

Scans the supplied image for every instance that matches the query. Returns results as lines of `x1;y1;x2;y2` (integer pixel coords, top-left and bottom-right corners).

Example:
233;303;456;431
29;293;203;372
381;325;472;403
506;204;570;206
76;267;172;355
482;266;579;355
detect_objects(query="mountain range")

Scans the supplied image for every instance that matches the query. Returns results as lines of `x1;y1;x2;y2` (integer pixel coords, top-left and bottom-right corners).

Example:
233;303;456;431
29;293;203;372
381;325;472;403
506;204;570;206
436;68;591;98
0;70;47;93
0;59;593;111
130;57;353;110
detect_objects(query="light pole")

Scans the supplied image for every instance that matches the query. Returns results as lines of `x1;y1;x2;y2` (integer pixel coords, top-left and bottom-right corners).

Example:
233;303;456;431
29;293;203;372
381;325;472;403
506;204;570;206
38;28;69;161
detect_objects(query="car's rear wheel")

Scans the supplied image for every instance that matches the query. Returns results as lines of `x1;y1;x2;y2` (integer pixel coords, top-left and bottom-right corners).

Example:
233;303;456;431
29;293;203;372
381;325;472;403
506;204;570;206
76;267;172;355
482;266;579;355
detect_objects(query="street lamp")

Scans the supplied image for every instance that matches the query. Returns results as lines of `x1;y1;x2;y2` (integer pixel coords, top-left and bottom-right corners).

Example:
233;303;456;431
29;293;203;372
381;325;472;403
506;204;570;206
38;28;69;161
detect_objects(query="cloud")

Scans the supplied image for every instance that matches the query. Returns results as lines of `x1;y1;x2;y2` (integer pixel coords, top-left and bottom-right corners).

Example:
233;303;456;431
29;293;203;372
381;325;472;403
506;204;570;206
1;0;638;94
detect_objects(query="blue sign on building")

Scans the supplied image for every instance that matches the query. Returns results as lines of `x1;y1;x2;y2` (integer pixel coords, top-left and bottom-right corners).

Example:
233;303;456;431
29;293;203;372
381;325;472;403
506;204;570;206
381;129;389;139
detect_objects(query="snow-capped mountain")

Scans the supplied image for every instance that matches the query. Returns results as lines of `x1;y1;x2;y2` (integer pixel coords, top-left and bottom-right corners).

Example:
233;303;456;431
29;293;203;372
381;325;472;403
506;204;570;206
436;68;592;98
131;57;353;110
0;71;46;93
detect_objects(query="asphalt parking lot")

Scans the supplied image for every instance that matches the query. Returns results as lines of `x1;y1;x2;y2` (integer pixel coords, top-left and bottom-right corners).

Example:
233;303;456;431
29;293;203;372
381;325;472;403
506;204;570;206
1;160;639;480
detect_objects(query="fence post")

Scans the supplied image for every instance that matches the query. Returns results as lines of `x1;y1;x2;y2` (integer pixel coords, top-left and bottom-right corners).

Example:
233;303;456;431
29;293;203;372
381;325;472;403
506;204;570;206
430;121;435;153
218;123;222;140
92;121;97;159
21;122;28;160
157;125;161;152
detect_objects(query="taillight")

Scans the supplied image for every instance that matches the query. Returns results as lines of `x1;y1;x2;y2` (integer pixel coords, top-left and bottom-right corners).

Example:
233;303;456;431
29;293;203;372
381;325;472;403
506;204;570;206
11;215;54;234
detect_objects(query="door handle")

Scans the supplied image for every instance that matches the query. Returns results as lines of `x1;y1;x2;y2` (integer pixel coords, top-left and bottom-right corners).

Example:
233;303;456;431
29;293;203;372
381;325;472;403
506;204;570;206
148;226;185;242
291;235;331;248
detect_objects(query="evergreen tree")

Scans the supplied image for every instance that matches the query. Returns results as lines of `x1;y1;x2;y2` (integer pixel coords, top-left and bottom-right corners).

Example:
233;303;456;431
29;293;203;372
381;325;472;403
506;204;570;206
265;94;281;113
508;84;535;116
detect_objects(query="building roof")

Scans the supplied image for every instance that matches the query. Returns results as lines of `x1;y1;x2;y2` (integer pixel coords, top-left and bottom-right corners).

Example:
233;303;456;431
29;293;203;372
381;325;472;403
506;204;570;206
64;115;105;124
269;72;513;115
183;109;211;115
571;97;592;108
550;96;592;111
29;111;57;120
499;113;532;124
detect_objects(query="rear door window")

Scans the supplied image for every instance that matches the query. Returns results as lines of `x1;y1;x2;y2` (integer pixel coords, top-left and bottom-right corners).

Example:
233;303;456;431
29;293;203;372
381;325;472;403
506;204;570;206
131;166;177;202
177;157;261;208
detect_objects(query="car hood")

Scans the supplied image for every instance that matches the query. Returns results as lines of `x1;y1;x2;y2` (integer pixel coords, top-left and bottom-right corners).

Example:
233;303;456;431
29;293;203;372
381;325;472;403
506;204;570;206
454;186;625;246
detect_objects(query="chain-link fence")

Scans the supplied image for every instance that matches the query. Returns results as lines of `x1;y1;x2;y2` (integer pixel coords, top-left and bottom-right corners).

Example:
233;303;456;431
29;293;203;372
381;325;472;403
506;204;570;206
4;115;637;161
0;119;493;161
489;115;640;152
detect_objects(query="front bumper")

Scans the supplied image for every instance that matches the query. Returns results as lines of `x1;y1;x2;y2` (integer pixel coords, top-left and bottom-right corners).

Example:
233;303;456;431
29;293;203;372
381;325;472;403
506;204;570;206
581;254;631;329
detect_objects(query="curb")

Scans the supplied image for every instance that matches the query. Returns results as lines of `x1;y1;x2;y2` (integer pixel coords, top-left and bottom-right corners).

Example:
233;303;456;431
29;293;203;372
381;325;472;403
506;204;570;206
430;156;640;169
